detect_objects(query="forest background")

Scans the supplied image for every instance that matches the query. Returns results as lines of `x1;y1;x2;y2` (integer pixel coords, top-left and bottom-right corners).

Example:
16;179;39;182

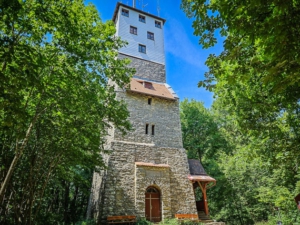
1;0;300;224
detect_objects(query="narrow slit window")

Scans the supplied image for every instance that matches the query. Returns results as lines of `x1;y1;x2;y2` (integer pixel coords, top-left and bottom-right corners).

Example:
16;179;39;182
148;98;152;105
145;124;149;134
151;125;155;135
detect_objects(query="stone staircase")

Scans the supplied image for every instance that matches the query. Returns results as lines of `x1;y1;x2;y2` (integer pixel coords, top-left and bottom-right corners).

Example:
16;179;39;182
198;211;214;223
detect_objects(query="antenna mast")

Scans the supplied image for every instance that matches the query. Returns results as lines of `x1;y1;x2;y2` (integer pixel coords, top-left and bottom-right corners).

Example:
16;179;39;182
139;0;148;11
157;0;160;16
133;0;136;8
142;3;148;11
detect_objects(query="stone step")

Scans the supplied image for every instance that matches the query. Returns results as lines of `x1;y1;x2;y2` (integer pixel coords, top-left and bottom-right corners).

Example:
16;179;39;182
197;211;211;222
199;220;215;223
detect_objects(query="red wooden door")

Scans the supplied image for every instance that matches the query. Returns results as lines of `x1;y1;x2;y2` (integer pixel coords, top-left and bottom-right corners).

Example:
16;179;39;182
145;187;161;222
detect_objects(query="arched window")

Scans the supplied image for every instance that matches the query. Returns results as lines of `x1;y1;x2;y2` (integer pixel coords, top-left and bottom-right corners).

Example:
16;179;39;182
146;187;159;193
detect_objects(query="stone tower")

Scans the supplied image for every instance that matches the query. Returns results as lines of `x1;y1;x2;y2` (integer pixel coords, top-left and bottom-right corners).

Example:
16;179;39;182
88;2;198;223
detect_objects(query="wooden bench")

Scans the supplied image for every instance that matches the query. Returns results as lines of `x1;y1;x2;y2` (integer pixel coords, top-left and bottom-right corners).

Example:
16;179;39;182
107;215;136;224
175;214;199;222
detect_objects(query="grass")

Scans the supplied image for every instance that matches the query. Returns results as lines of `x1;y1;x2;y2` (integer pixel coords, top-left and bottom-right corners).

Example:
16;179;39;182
137;218;205;225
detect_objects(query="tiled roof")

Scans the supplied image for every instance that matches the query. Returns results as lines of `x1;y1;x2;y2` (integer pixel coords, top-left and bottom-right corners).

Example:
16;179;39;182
128;78;176;100
135;162;170;168
188;159;207;175
188;159;216;183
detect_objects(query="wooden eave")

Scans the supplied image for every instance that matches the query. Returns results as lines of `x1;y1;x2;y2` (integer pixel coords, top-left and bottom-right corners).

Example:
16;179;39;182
112;2;166;24
188;174;216;183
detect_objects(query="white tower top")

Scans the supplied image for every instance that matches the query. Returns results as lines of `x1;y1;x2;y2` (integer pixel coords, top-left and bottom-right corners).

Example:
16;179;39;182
113;3;166;65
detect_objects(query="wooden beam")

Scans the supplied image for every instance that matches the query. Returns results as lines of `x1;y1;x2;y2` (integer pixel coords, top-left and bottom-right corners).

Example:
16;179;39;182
197;181;204;193
206;181;216;190
203;182;209;215
197;181;209;215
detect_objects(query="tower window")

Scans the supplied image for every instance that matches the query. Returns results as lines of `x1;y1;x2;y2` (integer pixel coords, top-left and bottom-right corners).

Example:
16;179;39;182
130;26;137;35
122;9;129;17
151;125;155;135
147;32;154;40
155;20;161;28
148;98;152;105
145;124;149;134
139;44;146;53
139;15;146;23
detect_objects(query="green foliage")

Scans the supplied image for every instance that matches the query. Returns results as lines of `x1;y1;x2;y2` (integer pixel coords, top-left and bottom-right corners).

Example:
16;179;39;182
180;99;229;161
0;0;133;224
75;219;96;225
180;1;300;224
181;0;300;133
181;220;205;225
159;219;179;225
181;0;300;94
180;99;300;224
159;218;204;225
137;218;153;225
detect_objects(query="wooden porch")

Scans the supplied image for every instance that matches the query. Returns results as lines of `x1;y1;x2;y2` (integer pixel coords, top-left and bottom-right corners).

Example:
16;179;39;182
188;159;216;222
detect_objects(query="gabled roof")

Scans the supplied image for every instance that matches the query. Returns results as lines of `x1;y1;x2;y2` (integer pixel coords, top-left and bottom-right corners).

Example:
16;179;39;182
188;159;216;183
128;78;177;100
188;159;207;175
112;2;166;24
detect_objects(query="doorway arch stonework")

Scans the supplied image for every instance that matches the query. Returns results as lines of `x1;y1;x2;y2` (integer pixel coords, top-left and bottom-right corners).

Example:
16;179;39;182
135;163;171;220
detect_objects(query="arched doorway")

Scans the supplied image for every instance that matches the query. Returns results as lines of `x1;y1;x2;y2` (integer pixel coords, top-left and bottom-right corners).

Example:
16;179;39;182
145;186;161;222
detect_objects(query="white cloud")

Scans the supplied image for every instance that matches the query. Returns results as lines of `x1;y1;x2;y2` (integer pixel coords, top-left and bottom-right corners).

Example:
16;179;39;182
164;18;207;69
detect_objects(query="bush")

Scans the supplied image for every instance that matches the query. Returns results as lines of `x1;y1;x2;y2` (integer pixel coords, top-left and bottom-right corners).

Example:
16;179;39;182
75;219;96;225
137;218;153;225
159;218;204;225
159;219;179;225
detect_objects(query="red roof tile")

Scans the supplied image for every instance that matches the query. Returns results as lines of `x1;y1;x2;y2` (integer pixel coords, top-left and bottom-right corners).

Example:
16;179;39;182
128;78;176;100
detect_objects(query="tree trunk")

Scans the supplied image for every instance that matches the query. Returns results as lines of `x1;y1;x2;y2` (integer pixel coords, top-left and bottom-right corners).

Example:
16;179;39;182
0;115;38;202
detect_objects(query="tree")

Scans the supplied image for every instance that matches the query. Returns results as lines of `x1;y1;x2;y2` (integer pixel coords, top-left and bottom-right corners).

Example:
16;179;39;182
180;4;300;223
181;0;300;93
181;0;300;129
180;99;229;162
0;0;133;224
180;98;300;224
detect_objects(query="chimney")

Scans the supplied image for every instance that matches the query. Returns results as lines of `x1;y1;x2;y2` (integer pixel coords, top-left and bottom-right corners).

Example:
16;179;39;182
133;0;136;8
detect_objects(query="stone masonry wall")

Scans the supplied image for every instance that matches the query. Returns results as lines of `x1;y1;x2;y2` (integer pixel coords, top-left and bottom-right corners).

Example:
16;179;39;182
91;50;197;224
135;165;171;220
118;53;166;83
114;91;183;148
98;141;197;223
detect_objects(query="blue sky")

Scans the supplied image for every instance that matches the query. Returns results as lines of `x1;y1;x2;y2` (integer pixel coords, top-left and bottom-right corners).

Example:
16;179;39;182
88;0;223;107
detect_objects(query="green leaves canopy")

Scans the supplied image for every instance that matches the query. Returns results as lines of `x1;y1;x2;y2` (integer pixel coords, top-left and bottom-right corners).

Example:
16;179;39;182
180;1;300;223
181;0;300;104
0;0;133;223
180;99;229;161
181;0;300;151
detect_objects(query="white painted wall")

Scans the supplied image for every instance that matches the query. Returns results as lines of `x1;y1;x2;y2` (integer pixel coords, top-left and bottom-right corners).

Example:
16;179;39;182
115;6;165;65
